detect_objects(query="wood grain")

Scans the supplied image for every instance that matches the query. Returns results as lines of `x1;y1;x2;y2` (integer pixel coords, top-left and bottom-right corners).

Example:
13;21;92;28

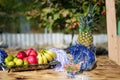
106;0;119;64
0;56;120;80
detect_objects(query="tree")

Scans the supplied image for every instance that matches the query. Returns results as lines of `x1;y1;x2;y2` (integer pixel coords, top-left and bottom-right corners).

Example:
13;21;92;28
0;0;106;33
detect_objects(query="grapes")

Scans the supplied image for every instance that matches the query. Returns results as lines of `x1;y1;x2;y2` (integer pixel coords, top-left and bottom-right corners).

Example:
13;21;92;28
0;49;8;64
0;49;8;70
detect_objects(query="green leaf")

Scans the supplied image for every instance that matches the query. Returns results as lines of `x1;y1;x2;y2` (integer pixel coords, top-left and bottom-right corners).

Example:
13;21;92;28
53;13;60;20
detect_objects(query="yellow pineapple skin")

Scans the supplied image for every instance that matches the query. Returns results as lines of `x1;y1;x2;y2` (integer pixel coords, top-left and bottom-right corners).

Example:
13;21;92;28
77;31;93;47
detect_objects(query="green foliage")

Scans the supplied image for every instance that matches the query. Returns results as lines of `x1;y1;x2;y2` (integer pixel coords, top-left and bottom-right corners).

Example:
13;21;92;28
0;0;42;13
0;15;20;33
0;0;106;33
116;0;120;21
79;3;98;32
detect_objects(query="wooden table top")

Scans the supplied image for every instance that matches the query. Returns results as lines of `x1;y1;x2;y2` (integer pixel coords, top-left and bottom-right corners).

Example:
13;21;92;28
0;56;120;80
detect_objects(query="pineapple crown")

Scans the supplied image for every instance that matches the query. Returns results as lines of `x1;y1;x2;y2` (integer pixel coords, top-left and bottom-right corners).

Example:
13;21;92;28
79;3;98;33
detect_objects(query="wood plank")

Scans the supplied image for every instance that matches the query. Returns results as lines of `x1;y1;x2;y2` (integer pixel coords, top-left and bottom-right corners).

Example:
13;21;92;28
0;56;120;80
117;36;120;65
105;0;119;64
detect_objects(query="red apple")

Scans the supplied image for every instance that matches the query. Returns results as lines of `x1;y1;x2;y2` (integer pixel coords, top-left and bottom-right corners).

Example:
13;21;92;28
17;51;27;59
23;57;28;61
27;55;38;65
26;48;37;57
26;48;33;54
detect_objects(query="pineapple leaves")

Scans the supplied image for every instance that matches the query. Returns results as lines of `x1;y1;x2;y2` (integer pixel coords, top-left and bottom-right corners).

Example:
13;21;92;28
79;3;98;33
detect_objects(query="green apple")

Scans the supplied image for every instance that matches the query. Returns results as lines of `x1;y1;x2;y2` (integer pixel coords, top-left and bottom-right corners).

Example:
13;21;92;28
6;61;15;68
5;55;14;63
13;57;18;63
15;59;23;67
23;60;29;68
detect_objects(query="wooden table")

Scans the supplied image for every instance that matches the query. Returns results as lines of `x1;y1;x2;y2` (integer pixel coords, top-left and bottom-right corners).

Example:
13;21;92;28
0;56;120;80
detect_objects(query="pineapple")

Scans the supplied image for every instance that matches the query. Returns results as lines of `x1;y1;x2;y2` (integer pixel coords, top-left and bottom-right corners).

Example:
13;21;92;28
77;4;97;47
77;31;93;47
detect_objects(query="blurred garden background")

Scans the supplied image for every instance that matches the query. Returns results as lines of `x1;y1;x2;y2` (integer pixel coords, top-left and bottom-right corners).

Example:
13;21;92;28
0;0;107;33
0;0;119;52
